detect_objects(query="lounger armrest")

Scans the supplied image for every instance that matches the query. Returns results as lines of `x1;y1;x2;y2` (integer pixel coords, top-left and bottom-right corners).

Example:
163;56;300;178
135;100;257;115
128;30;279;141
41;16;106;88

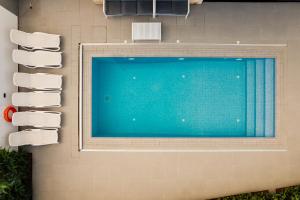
33;32;61;37
21;45;61;52
27;110;62;115
32;91;61;94
44;64;63;68
23;128;58;132
23;65;37;69
21;46;35;51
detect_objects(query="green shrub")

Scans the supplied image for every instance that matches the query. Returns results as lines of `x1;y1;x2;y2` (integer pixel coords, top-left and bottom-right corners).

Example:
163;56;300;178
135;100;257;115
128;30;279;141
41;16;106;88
274;186;300;200
215;186;300;200
0;148;32;200
217;191;272;200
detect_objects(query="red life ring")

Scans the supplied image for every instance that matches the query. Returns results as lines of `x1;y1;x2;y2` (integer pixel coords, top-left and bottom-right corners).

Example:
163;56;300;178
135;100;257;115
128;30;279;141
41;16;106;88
3;106;17;123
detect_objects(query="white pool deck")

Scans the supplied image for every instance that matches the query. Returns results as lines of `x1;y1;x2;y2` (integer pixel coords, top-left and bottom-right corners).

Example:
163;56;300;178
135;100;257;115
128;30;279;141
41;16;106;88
18;0;300;199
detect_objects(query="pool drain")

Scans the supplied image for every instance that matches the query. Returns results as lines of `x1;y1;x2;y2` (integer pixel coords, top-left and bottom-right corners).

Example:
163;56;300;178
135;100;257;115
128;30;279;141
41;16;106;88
104;95;111;102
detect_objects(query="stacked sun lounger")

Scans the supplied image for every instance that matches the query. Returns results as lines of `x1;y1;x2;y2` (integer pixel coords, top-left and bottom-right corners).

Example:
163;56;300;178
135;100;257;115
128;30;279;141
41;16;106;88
9;29;63;147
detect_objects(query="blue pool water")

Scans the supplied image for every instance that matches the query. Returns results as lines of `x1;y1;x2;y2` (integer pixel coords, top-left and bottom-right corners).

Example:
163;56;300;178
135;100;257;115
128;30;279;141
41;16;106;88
92;57;275;138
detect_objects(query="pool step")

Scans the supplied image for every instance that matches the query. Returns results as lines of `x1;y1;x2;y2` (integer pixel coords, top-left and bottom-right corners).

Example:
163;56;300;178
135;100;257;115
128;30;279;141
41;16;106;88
246;58;275;137
255;59;265;137
246;60;255;137
264;58;275;137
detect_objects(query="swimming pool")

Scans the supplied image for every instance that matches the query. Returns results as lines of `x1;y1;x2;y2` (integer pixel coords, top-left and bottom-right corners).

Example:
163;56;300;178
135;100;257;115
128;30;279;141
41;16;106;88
91;57;275;138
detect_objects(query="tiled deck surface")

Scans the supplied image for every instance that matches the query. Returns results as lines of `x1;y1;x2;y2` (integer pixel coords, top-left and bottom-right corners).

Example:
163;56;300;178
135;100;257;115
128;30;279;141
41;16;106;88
19;1;300;199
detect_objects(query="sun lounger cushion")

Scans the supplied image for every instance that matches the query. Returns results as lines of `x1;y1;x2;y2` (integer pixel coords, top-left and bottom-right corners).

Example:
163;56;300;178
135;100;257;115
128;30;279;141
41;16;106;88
9;129;58;147
12;111;61;128
12;92;61;108
13;72;63;90
10;29;60;51
12;49;62;68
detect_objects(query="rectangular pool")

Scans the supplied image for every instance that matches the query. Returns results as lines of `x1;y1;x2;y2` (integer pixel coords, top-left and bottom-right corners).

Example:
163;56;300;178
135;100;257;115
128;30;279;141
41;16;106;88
92;57;275;138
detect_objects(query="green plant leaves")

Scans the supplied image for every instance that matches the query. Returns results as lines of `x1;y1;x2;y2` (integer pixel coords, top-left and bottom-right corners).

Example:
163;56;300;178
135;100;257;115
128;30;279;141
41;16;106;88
0;148;32;200
216;186;300;200
0;181;10;194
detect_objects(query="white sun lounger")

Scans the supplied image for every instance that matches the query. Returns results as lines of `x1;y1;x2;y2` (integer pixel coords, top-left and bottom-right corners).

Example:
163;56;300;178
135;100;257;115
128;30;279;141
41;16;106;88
10;29;60;51
9;129;58;147
12;111;61;128
12;49;62;69
12;91;61;108
13;72;63;90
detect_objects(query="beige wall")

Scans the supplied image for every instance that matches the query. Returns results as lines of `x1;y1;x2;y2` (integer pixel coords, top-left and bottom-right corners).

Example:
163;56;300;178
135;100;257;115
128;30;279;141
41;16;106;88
0;5;18;148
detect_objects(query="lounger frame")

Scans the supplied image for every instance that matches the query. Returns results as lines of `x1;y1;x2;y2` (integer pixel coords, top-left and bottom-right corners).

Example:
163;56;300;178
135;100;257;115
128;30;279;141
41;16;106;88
12;110;62;128
13;72;63;90
12;49;62;69
12;91;62;108
9;128;59;147
10;30;61;52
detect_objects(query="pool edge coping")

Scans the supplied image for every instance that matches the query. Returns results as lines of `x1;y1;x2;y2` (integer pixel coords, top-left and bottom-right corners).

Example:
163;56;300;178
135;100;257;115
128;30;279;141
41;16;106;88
78;42;287;152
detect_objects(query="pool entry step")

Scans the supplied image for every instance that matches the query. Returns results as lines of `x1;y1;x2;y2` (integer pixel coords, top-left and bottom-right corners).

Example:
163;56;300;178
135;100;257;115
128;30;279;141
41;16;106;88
246;58;275;137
